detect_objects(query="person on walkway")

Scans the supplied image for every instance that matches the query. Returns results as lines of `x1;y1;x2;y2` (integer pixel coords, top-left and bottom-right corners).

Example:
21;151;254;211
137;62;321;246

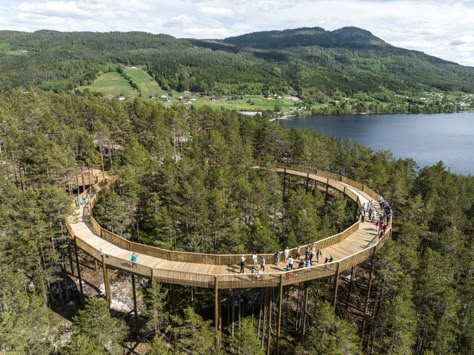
240;255;245;273
316;249;322;263
328;255;334;263
284;246;290;261
287;256;294;270
274;251;281;265
75;196;81;208
260;257;266;272
252;252;258;266
298;258;305;268
309;250;314;266
130;252;138;268
296;246;301;259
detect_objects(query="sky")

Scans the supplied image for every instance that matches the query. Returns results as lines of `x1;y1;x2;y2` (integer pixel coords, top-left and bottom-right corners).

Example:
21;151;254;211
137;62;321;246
0;0;473;66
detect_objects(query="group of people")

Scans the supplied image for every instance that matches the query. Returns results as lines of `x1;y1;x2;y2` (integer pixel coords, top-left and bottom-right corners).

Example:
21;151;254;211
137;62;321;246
123;196;391;274
239;245;334;274
75;194;90;208
361;196;391;239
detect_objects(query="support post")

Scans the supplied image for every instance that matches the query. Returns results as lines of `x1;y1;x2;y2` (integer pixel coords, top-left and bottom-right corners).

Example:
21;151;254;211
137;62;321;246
277;275;283;354
68;244;75;275
346;267;355;310
73;237;84;300
282;168;287;197
305;172;310;191
101;254;111;307
361;250;376;342
132;274;138;317
302;283;309;337
266;289;272;355
81;164;86;192
332;262;340;310
214;276;220;347
325;179;330;202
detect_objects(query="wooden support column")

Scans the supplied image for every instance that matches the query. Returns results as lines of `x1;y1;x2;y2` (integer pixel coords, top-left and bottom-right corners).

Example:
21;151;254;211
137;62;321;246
305;172;310;191
132;274;138;317
302;283;309;338
282;168;287;197
332;262;340;310
266;289;272;355
81;164;86;192
101;254;111;307
214;276;220;347
67;244;75;275
361;250;376;341
276;275;283;354
73;237;84;300
325;179;330;202
346;267;355;310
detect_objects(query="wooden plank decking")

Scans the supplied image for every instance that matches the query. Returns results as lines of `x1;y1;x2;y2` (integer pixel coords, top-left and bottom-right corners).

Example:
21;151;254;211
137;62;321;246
67;165;390;289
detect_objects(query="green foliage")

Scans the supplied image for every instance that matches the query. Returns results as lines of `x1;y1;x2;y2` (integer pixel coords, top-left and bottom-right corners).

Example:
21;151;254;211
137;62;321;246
173;307;217;354
229;317;264;355
301;302;361;354
68;297;127;354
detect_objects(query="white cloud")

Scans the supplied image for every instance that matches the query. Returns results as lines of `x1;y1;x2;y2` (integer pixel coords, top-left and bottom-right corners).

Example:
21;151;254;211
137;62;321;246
0;0;473;66
200;7;233;18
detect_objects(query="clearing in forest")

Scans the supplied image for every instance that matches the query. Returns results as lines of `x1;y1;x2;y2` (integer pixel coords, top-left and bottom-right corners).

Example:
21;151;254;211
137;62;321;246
123;67;163;98
80;72;138;97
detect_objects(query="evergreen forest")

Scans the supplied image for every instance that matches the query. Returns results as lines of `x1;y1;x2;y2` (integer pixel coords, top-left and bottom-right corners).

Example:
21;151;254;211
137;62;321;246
0;90;472;354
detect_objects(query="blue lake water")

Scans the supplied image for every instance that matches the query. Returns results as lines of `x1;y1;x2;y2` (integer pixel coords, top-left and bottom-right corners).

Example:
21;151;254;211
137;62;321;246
279;113;474;175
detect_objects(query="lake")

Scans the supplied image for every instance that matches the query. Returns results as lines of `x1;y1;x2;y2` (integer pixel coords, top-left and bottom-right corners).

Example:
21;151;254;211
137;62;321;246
279;113;474;175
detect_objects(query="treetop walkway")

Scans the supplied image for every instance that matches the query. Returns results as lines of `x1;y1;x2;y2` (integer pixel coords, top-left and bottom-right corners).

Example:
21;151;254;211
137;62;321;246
66;164;392;290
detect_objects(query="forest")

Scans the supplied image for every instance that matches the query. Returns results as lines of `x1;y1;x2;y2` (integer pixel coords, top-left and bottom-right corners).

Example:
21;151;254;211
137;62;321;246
1;27;474;101
0;89;472;354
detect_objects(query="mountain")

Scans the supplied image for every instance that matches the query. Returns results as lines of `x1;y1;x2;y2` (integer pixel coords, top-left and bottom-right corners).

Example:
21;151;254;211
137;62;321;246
223;26;389;49
0;26;473;96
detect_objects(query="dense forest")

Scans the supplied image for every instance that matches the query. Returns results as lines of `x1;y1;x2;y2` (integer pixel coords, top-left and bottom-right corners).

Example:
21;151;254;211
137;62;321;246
0;90;472;354
1;27;474;99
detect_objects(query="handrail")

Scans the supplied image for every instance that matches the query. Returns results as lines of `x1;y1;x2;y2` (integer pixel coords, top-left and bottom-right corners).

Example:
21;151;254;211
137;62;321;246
86;165;367;265
66;164;392;288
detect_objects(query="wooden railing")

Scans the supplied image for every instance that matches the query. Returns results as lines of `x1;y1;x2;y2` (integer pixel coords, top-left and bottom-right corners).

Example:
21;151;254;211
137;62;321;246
66;164;392;288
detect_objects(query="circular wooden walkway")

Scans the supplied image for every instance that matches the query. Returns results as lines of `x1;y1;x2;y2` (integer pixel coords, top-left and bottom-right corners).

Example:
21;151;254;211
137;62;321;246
66;165;391;289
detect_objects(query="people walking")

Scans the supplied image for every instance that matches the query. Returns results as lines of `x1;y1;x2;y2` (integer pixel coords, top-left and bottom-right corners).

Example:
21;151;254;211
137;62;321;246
287;256;294;270
252;252;258;266
130;252;138;268
75;196;81;208
260;257;266;272
284;246;290;261
274;251;281;265
240;255;245;273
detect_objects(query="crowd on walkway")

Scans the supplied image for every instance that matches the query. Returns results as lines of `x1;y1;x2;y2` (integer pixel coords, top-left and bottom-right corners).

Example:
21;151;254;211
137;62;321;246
75;194;90;208
238;195;391;274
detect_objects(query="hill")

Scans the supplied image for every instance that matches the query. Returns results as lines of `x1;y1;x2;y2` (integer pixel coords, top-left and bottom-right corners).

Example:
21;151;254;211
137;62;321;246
0;27;474;100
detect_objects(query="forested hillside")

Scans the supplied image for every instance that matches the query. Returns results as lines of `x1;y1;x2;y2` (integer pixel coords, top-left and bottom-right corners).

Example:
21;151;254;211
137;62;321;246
1;27;474;98
0;90;472;354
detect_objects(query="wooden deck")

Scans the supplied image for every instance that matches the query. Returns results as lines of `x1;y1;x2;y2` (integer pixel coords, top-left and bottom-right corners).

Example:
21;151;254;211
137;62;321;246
67;165;391;289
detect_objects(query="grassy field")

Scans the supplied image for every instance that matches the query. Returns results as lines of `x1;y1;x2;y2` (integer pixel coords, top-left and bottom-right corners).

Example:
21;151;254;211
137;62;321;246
80;72;138;97
78;67;301;113
190;95;296;112
123;68;164;98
